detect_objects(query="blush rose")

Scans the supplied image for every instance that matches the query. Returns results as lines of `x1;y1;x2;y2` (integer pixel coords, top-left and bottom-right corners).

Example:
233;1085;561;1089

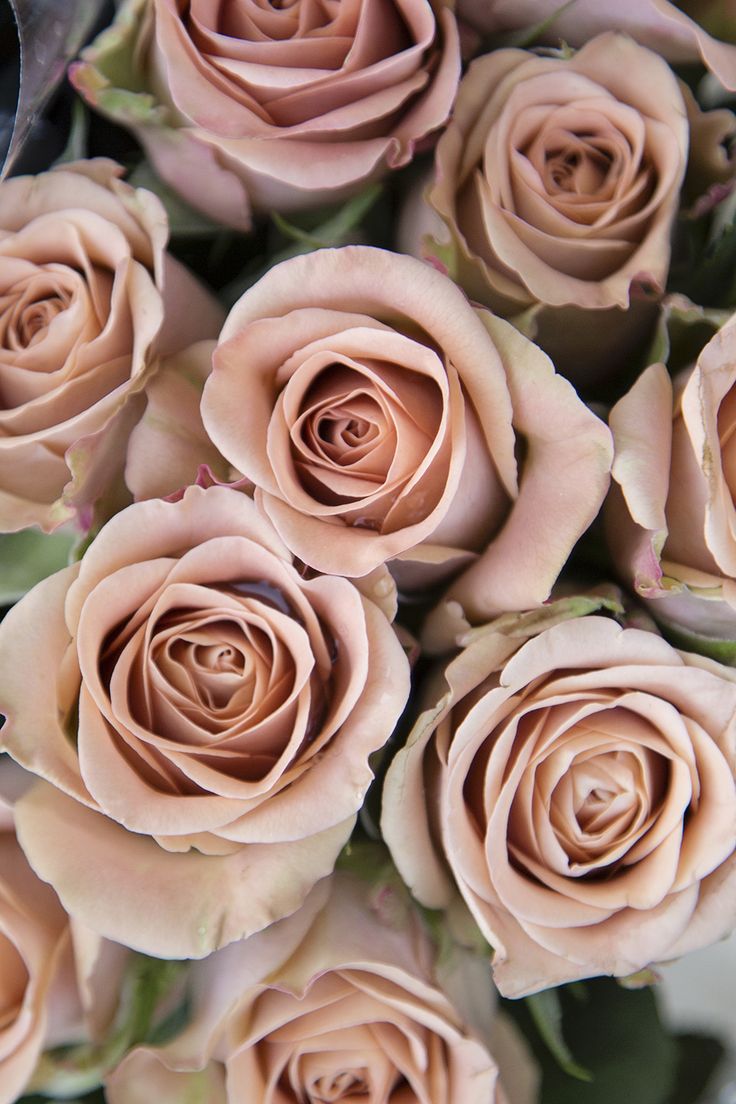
608;314;736;647
382;607;736;996
0;485;410;958
201;245;612;649
105;874;527;1104
71;0;461;229
457;0;736;91
0;159;222;533
404;34;689;381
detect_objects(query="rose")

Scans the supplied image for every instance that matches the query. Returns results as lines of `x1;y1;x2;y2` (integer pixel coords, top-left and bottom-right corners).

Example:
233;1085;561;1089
105;873;530;1104
608;313;736;649
0;159;223;533
0;485;410;958
0;765;68;1103
200;245;612;649
457;0;736;90
0;759;129;1103
406;34;688;381
382;602;736;996
71;0;461;230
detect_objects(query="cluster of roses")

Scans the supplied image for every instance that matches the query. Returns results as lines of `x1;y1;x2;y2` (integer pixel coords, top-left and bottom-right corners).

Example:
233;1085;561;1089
1;1;736;1102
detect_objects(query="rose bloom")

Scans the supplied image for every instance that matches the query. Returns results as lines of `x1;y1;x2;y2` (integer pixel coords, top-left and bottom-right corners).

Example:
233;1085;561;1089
0;759;128;1103
403;34;688;381
608;314;736;648
382;608;736;996
0;485;410;958
71;0;461;230
105;873;531;1104
0;159;222;534
457;0;736;90
200;245;612;648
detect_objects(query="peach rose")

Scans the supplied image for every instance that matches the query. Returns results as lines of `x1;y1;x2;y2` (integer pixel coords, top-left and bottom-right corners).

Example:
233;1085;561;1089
0;485;410;958
201;246;612;647
382;603;736;996
608;313;736;652
457;0;736;91
105;873;530;1104
407;34;688;380
71;0;461;230
0;759;127;1103
0;159;223;534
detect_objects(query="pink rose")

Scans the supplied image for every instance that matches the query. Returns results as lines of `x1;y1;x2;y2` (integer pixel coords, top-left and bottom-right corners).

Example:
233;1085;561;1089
458;0;736;90
608;313;736;649
404;34;689;381
0;159;222;533
0;760;127;1103
71;0;461;229
382;603;736;996
105;873;532;1104
0;485;409;958
201;246;612;649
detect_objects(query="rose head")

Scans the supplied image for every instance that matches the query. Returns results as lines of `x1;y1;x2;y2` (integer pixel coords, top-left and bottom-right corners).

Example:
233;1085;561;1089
72;0;461;228
0;159;222;534
383;610;736;996
0;486;410;957
608;316;736;650
106;874;519;1104
202;246;612;646
409;34;688;380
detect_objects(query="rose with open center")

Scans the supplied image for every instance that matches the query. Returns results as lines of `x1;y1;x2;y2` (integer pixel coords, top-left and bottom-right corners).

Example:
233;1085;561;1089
0;485;409;958
201;246;612;644
106;874;522;1104
404;34;688;380
0;159;222;533
71;0;460;228
383;611;736;995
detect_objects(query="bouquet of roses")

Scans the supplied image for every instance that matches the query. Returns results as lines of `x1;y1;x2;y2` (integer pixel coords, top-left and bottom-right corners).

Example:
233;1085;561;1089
1;1;736;1102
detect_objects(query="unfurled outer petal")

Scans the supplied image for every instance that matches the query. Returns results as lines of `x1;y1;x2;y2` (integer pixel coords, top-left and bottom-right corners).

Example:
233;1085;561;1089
458;0;736;89
423;315;613;652
125;340;232;501
0;158;222;533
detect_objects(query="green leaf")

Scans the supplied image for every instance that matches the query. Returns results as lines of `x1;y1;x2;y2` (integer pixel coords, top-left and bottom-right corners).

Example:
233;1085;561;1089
655;616;736;666
54;98;90;166
28;955;188;1098
666;1034;725;1104
506;979;679;1104
486;0;578;48
526;989;593;1082
0;529;76;605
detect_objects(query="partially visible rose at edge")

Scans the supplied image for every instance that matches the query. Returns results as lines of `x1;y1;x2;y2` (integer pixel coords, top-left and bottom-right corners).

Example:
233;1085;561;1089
105;873;535;1104
608;312;736;647
0;760;128;1104
71;0;461;230
0;159;223;534
458;0;736;90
